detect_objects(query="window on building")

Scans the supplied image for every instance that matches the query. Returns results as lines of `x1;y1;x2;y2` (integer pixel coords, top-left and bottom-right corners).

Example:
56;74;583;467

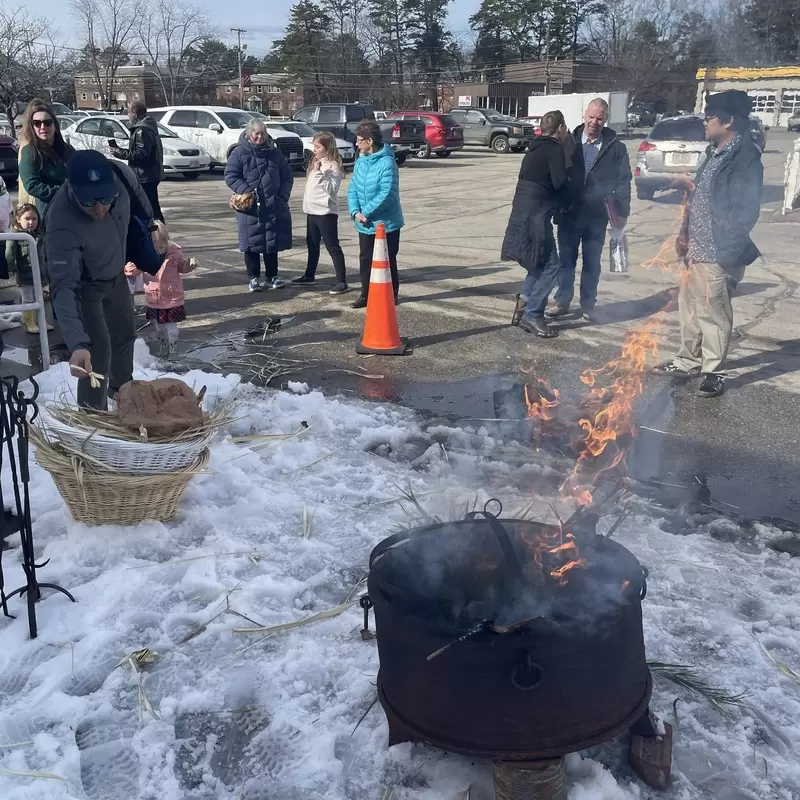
289;87;296;94
93;92;101;101
269;100;282;111
81;93;87;101
747;91;776;114
226;86;232;94
267;85;280;93
781;92;800;114
244;85;251;92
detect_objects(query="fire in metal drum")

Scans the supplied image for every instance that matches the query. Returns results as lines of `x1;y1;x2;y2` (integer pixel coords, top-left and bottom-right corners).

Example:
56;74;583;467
367;518;652;761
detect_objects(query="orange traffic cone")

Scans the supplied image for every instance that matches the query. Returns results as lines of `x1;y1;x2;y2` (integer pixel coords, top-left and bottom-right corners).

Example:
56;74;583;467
356;223;410;356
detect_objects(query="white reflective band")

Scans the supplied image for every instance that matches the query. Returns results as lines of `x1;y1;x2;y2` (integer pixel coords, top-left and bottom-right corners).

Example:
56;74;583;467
370;267;392;283
373;236;389;262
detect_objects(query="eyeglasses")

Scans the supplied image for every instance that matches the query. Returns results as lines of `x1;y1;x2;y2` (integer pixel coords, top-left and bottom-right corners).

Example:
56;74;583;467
79;194;117;208
32;118;54;128
355;136;372;144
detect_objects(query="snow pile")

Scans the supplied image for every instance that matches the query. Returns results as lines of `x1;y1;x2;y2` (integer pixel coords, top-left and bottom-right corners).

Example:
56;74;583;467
0;346;799;799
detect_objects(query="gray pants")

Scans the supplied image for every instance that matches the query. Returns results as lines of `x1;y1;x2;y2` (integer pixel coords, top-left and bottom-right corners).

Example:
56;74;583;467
77;273;135;409
673;261;742;375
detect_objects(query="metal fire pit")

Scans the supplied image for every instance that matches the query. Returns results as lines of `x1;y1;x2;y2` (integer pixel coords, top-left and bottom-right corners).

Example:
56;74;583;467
366;508;652;763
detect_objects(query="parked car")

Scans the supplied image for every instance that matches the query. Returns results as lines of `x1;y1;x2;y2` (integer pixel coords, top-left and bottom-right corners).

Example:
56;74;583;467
63;114;212;179
634;115;708;200
72;110;105;117
261;119;355;167
57;115;82;132
0;134;18;185
628;104;656;127
149;106;304;170
374;111;388;120
447;107;535;153
789;113;800;132
387;111;464;159
749;116;767;152
293;102;375;144
517;115;542;136
379;118;427;163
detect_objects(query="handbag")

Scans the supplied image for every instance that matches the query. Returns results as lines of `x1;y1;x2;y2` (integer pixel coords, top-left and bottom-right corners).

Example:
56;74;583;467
109;162;162;276
229;191;254;212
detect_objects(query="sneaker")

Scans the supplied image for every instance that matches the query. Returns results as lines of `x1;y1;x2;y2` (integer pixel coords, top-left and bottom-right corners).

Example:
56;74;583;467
580;308;597;323
261;277;286;290
545;304;569;319
329;283;350;295
351;296;367;309
697;373;726;398
652;361;700;377
248;278;262;292
291;275;315;284
519;316;558;338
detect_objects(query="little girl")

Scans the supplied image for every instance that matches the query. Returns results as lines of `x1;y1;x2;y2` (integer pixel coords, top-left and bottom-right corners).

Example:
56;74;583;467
5;203;53;334
292;130;349;294
125;221;196;357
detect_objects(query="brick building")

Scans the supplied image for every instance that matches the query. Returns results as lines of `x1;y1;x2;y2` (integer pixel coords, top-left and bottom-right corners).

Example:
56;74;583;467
73;65;214;111
216;73;304;117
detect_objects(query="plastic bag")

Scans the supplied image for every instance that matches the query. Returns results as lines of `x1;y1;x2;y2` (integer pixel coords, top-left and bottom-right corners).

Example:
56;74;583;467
116;378;205;438
608;228;629;273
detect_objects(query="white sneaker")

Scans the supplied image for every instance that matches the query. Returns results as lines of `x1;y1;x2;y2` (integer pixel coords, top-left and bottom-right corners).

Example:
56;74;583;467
248;278;262;292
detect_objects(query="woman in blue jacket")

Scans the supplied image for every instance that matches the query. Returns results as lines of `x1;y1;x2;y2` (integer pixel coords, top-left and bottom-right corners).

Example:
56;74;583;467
225;119;293;292
347;121;404;308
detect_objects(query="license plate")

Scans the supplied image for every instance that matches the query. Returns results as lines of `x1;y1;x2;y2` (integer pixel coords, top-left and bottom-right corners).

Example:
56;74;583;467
189;160;199;167
670;152;694;165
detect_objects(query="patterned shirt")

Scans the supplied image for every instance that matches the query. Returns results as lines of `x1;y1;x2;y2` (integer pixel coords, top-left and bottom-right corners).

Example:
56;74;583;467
581;130;602;182
687;136;739;263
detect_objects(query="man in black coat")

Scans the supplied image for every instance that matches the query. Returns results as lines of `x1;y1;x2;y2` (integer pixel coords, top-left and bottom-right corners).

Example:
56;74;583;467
110;101;164;222
501;110;569;337
548;98;632;322
653;90;763;398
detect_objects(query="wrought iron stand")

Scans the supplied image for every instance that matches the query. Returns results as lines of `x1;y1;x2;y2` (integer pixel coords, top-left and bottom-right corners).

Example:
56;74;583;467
0;374;75;639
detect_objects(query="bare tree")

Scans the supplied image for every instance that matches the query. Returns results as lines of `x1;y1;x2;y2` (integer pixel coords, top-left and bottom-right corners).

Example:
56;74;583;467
135;0;214;104
0;8;72;135
72;0;137;110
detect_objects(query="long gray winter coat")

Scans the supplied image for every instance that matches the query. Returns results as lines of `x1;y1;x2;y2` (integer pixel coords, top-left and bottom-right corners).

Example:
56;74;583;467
224;133;293;254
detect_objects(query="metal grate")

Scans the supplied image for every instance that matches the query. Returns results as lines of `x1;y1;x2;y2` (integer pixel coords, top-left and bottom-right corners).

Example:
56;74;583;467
178;148;200;156
274;137;303;160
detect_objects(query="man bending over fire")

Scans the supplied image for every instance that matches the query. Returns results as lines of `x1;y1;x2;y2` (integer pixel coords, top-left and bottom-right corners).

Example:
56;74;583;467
653;90;763;398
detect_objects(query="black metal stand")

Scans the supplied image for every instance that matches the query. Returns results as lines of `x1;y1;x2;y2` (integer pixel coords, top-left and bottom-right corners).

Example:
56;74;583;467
0;374;75;639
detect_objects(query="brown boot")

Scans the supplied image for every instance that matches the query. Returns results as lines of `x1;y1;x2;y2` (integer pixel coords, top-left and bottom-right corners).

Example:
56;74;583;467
23;310;39;334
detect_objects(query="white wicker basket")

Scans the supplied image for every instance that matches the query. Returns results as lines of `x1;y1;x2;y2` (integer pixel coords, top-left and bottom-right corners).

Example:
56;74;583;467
37;411;213;474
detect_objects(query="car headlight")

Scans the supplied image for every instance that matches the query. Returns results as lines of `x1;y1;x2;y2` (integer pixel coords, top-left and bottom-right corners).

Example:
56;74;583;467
512;127;522;135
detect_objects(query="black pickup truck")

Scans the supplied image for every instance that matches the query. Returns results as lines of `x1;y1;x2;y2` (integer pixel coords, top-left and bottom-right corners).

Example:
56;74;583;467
292;103;426;164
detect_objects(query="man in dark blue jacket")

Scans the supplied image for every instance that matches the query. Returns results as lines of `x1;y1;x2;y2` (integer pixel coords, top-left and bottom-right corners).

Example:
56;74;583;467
653;90;763;398
548;98;632;322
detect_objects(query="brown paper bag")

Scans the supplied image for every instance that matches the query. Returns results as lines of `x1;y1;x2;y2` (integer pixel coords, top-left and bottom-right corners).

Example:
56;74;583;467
116;378;204;438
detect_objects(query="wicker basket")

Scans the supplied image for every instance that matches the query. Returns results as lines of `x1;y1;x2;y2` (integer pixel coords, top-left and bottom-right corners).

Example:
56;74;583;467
37;411;213;474
34;444;210;526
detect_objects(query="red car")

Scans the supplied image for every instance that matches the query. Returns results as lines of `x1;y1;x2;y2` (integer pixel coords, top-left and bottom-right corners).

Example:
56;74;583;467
389;111;464;159
517;116;543;137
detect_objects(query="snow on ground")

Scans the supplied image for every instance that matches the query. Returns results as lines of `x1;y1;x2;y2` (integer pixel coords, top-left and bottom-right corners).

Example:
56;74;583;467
0;343;799;800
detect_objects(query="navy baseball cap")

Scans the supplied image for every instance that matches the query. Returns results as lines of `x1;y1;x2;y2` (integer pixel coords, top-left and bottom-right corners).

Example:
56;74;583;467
67;150;118;205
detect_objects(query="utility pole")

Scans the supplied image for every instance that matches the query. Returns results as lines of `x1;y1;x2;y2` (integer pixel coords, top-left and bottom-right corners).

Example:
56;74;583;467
231;27;247;109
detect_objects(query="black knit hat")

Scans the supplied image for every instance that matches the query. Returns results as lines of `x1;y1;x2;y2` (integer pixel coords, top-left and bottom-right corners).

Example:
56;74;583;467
706;90;752;120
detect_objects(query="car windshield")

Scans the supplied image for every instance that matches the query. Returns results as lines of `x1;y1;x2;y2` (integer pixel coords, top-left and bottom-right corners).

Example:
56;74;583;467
274;122;317;137
484;111;511;122
649;117;706;142
120;119;178;138
217;112;253;129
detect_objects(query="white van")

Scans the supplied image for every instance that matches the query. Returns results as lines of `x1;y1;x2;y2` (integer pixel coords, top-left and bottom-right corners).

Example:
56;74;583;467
149;106;304;169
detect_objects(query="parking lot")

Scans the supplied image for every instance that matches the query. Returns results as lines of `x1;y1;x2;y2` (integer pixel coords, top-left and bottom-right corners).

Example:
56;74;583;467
6;132;800;522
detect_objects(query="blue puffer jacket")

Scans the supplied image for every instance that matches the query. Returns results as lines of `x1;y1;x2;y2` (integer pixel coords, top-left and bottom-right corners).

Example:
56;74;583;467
225;133;294;254
347;145;404;235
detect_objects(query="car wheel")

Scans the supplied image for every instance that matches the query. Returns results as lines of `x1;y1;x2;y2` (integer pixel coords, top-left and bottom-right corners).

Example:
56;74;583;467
636;187;655;201
435;151;452;158
416;142;431;159
183;172;200;180
491;135;510;154
395;153;407;166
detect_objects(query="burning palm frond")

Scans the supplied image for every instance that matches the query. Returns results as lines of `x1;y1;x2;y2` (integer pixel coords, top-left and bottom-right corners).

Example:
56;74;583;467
648;661;747;711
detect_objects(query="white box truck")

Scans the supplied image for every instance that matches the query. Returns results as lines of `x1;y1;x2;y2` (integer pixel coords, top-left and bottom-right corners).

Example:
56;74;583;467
527;92;629;133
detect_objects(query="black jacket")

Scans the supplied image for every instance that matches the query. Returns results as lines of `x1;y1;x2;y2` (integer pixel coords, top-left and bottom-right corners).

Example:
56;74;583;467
501;136;566;271
115;117;164;185
567;124;632;220
682;135;762;272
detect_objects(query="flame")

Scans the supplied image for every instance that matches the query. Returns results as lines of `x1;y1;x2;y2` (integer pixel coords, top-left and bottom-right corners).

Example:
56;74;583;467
518;528;588;586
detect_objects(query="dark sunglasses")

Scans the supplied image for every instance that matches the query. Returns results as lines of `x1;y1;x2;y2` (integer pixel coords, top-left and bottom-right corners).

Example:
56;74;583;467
79;194;117;208
32;118;55;128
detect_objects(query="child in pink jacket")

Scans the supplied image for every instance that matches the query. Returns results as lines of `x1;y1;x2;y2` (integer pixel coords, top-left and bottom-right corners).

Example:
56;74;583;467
125;221;196;356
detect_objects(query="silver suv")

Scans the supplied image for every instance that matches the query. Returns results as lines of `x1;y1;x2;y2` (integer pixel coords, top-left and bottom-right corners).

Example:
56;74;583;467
634;115;708;201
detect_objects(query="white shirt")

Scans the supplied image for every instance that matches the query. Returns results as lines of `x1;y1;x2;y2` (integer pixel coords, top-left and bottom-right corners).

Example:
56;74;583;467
302;159;343;216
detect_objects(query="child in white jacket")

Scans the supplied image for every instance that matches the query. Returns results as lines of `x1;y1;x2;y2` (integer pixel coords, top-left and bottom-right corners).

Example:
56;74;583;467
292;131;349;295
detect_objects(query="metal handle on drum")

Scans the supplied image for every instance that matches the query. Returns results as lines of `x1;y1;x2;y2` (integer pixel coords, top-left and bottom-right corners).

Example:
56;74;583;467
510;653;545;691
640;566;649;601
465;499;525;583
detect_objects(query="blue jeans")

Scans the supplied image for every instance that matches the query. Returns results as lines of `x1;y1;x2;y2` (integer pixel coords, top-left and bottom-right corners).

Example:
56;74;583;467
555;217;608;310
520;236;562;321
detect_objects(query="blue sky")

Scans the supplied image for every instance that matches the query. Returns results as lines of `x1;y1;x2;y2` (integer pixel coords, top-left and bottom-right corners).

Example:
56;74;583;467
48;0;481;58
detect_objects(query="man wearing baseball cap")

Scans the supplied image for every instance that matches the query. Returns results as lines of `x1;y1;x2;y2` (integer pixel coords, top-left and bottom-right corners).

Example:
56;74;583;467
653;89;763;397
45;149;153;408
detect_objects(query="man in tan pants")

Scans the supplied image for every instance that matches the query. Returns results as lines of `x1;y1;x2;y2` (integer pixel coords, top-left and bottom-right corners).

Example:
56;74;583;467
653;90;763;398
